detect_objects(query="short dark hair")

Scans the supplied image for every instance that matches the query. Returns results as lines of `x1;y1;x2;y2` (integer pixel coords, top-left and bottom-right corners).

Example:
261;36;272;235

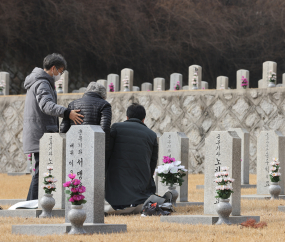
43;53;67;70
127;103;146;121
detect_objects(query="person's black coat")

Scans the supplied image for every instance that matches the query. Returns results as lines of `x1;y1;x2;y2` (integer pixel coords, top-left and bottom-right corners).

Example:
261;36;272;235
60;92;112;150
105;118;158;206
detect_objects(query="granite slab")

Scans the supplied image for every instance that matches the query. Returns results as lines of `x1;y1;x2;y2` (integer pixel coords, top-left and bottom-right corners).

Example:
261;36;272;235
241;195;285;200
0;209;64;218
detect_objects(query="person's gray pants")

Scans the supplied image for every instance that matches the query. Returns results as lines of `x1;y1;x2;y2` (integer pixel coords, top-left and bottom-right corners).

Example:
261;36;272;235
26;153;39;201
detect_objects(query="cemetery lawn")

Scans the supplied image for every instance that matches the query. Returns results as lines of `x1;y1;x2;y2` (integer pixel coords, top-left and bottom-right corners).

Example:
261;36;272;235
1;173;285;242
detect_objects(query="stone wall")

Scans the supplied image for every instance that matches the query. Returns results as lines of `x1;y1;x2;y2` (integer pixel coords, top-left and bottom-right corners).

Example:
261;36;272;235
1;88;285;173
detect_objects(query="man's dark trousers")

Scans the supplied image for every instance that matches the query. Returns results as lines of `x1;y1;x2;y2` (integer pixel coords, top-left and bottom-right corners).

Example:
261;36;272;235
26;153;39;200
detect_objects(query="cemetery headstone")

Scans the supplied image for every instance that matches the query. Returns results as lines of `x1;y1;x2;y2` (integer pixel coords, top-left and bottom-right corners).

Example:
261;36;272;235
283;73;285;86
236;69;249;90
132;86;140;91
56;71;69;93
216;76;228;90
141;82;152;91
257;130;285;195
120;68;133;91
182;86;189;90
0;72;10;95
204;131;241;216
260;61;277;88
66;125;105;223
38;133;66;209
188;65;202;89
72;90;79;93
170;73;183;90
97;79;107;89
107;74;119;92
153;78;165;91
201;81;208;89
228;128;249;184
78;87;87;93
157;132;189;202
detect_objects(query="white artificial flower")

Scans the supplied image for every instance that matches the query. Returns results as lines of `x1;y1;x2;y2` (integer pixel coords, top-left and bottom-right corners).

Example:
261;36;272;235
170;166;179;174
173;160;182;166
221;166;229;171
43;172;49;177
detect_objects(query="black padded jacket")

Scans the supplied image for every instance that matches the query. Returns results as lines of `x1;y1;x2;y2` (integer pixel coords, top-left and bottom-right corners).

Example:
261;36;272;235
60;92;112;151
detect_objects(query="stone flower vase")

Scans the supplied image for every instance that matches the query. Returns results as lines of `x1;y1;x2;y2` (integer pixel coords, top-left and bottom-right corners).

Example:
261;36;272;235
68;205;87;235
124;87;130;92
192;86;198;90
168;186;179;207
57;85;63;93
269;182;281;200
216;199;232;225
268;82;276;88
39;194;55;218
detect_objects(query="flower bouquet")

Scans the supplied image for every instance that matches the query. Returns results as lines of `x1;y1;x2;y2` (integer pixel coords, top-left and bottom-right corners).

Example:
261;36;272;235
109;82;114;92
241;76;248;89
269;158;281;199
174;81;180;90
214;167;234;200
63;173;87;234
269;70;276;83
123;76;129;91
39;166;57;218
157;85;162;91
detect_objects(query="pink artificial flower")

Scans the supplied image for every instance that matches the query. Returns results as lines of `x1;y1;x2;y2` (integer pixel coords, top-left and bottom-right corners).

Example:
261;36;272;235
73;179;81;186
33;169;35;171
79;195;85;200
28;154;32;157
71;187;79;193
78;186;86;193
68;173;76;179
73;195;82;201
69;197;75;202
63;181;71;187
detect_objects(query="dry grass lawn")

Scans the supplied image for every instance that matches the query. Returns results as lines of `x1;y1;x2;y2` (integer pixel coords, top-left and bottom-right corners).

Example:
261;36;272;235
1;173;285;242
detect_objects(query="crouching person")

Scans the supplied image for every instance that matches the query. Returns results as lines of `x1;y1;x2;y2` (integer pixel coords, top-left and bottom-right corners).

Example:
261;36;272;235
105;103;158;210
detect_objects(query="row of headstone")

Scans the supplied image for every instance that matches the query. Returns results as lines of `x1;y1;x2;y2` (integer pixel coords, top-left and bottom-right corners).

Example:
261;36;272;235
0;72;10;95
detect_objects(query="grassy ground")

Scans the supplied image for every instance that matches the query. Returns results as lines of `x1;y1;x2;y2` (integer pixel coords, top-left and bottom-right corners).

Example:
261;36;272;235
1;173;285;242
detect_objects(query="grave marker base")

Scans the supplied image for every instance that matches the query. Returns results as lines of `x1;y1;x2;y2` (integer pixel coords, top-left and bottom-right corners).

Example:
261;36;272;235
0;209;65;218
12;223;127;235
0;199;25;206
241;195;285;200
175;202;203;207
161;215;260;225
196;184;256;190
7;172;31;176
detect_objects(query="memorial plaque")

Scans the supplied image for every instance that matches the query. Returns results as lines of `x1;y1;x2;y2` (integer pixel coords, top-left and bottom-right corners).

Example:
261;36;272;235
257;130;285;195
39;133;66;209
204;131;241;216
66;125;105;223
157;132;189;202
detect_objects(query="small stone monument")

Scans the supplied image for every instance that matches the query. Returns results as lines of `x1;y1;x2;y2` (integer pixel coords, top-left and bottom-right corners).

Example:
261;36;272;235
78;87;87;93
170;73;183;90
120;68;133;91
0;72;10;95
97;79;107;89
12;125;126;235
141;82;152;91
56;71;69;93
38;133;66;209
201;81;208;89
261;61;277;88
132;86;140;91
107;74;119;92
236;70;249;90
188;65;202;89
182;86;189;90
153;78;165;91
216;76;228;90
282;73;285;86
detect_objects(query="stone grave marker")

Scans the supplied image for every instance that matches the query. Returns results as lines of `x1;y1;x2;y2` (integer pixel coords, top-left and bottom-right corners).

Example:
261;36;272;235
56;71;69;93
182;86;189;90
38;133;66;209
157;132;189;202
0;72;10;95
283;73;285;86
228;128;250;185
132;86;140;91
97;79;107;89
257;130;285;195
141;82;152;91
260;61;277;88
120;68;133;91
216;76;228;90
170;73;183;90
107;74;119;92
201;81;208;89
204;131;241;216
236;69;249;90
188;65;202;89
78;87;87;93
153;78;165;91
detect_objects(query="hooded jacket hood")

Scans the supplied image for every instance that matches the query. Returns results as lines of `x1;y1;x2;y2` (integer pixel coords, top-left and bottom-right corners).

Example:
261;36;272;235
24;67;55;90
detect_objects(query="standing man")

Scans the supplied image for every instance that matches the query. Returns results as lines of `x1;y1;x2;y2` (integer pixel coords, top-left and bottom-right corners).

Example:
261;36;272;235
105;103;158;209
23;53;84;200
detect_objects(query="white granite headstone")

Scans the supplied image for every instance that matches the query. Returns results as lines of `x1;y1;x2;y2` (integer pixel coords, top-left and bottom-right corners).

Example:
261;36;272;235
201;81;208;89
78;87;87;93
170;73;183;90
257;130;285;195
107;74;119;92
157;132;189;202
188;65;202;89
132;86;140;91
182;86;189;90
141;82;152;91
260;61;277;88
97;79;107;89
216;76;229;90
0;72;9;95
120;68;133;91
56;71;69;93
236;69;249;90
153;78;165;91
66;125;105;223
39;133;66;209
204;131;241;216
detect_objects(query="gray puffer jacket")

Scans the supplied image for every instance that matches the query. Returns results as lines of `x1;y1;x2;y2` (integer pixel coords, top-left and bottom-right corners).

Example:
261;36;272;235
23;67;67;154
